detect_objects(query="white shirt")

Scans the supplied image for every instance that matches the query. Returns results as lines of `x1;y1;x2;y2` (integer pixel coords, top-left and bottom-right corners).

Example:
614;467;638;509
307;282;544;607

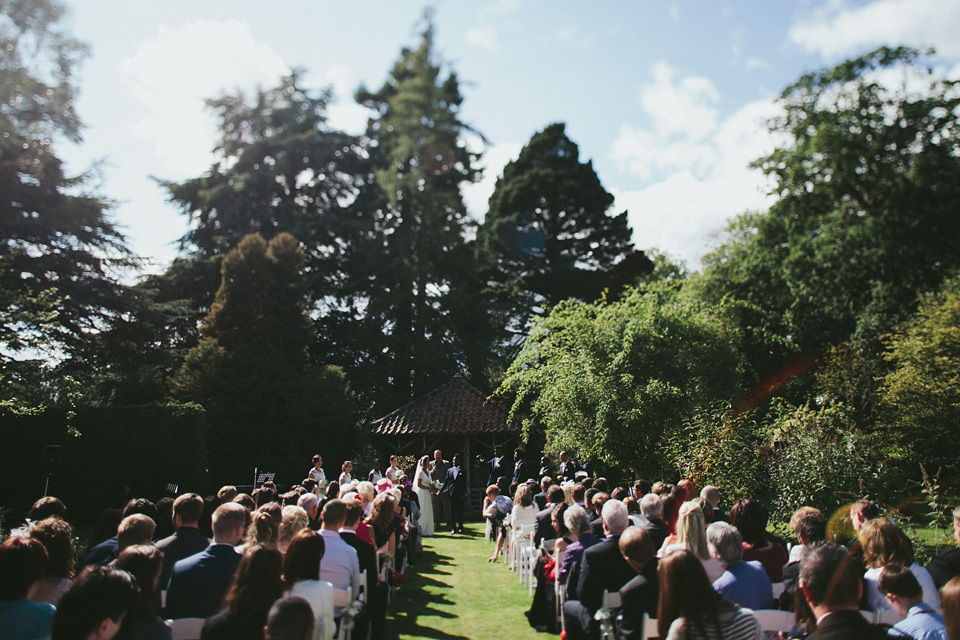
318;529;361;601
289;579;336;640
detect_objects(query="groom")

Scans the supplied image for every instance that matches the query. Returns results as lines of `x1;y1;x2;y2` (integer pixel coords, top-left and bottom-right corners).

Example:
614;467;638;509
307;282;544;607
442;454;467;534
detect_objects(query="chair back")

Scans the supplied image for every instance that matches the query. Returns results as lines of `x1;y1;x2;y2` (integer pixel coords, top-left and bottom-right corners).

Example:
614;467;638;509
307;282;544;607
168;618;205;640
753;609;794;634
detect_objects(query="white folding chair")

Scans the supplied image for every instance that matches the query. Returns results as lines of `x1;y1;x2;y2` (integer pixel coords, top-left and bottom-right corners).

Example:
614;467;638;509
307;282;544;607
771;582;785;600
333;586;367;640
874;609;904;625
554;547;566;631
596;590;622;640
640;613;659;639
753;609;795;635
167;618;204;640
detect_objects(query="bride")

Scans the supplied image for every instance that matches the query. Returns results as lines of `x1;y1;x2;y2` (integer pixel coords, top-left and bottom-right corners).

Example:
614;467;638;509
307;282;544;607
415;455;436;537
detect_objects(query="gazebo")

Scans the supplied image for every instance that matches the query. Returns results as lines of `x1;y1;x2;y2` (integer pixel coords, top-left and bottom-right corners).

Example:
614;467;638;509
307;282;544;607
367;376;522;513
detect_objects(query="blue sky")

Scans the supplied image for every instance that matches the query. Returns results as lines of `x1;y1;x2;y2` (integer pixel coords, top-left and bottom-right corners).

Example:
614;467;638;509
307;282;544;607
56;0;960;273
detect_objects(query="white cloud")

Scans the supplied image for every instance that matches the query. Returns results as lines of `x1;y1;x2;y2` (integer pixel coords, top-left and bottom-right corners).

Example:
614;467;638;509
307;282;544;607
790;0;960;59
320;64;369;136
461;138;523;223
641;62;720;139
465;25;500;54
611;93;783;269
556;25;592;51
119;19;288;179
745;57;773;72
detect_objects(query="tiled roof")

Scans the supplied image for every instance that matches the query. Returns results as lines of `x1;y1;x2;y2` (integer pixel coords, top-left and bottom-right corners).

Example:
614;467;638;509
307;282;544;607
368;377;520;436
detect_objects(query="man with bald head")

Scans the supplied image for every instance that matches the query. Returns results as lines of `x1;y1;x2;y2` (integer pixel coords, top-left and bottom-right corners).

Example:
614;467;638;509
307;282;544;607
700;485;727;522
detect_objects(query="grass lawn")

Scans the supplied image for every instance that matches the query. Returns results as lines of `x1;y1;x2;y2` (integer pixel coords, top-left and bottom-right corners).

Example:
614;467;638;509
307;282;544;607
383;523;551;640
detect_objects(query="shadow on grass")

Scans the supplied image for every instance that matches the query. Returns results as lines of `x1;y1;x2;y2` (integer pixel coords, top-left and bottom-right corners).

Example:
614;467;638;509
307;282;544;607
384;548;470;640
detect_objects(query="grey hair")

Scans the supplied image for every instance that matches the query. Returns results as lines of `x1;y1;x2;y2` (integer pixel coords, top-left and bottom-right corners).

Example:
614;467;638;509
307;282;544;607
707;521;743;566
297;493;318;512
640;493;663;520
564;505;591;535
602;499;629;534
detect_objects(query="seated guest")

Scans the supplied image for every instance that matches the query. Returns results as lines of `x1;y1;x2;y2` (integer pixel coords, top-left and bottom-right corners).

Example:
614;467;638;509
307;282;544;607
942;577;960;640
341;498;383;640
729;498;788;583
779;507;826;610
233;493;255;512
366;492;399;557
878;563;947;640
30;496;67;522
298;493;321;531
928;505;960;589
114;545;171;640
154;497;175;540
244;510;279;551
860;518;940;611
156;493;209;589
28;517;76;605
533;485;564;548
116;514;157;555
266;596;316;640
83;499;158;568
0;536;55;640
165;502;245;619
52;565;139;640
700;485;727;523
87;508;122;552
589;493;611;538
661;501;725;582
639;493;668;548
707;521;773;610
798;542;887;639
217;485;238;504
558;506;600;590
572;483;587;508
533;477;551;511
657;549;762;640
617;527;659;640
283;531;335;640
202;545;284;640
563;500;635;640
317;500;361;603
279;506;309;555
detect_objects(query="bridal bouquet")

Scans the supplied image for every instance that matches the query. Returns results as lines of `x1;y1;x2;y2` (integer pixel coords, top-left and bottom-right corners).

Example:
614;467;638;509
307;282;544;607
432;480;442;493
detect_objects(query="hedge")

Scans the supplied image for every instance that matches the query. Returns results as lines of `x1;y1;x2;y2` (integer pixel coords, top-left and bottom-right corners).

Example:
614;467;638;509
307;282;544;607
0;403;208;524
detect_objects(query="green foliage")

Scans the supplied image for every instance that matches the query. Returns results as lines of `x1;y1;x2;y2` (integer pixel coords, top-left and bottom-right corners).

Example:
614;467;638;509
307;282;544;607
663;401;764;504
700;47;960;383
0;403;207;523
764;401;887;524
478;122;649;355
498;285;744;478
351;16;492;407
1;0;133;368
171;233;359;484
879;277;960;474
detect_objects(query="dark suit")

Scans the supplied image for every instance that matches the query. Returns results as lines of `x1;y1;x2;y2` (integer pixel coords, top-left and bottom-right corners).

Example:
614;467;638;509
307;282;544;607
340;530;380;640
589;513;605;539
617;557;659;640
441;466;467;533
480;454;507;487
81;536;118;568
563;533;636;640
640;518;667;549
155;527;210;590
513;458;533;484
928;547;960;589
812;610;888;640
558;460;577;481
533;504;558;547
165;543;241;619
533;491;548;511
431;458;451;527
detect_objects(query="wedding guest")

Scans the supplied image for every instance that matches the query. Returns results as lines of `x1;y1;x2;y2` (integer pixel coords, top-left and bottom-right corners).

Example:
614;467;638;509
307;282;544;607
202;545;284;640
657;550;762;640
30;497;67;522
278;506;309;555
83;499;158;568
878;563;947;640
156;493;208;589
929;506;960;589
28;517;75;605
217;486;238;504
661;501;725;582
339;461;353;487
265;596;315;640
942;577;960;640
0;536;54;639
617;527;659;640
114;545;171;640
558;506;600;593
116;514;157;554
284;531;335;640
385;455;402;484
861;518;940;610
317;500;361;605
707;521;773;610
154;497;175;540
52;565;139;640
729;498;788;582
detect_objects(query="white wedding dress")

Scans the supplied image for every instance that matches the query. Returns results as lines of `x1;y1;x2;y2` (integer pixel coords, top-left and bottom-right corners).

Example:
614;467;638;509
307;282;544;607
416;466;435;537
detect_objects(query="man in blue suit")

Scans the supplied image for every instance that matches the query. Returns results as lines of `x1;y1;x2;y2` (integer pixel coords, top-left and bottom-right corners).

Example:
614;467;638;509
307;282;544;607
164;502;246;619
442;454;467;534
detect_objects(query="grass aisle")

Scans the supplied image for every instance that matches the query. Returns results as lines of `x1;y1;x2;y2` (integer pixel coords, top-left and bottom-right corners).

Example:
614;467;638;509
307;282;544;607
383;523;550;640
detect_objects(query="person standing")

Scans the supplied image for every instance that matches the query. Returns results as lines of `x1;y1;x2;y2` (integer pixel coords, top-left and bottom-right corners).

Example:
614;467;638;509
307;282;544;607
477;446;507;487
308;455;326;487
442;455;467;534
415;456;436;537
431;450;451;531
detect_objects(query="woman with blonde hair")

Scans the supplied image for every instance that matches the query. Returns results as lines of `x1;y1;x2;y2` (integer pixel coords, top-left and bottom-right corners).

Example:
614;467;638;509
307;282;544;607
661;500;725;582
277;506;309;555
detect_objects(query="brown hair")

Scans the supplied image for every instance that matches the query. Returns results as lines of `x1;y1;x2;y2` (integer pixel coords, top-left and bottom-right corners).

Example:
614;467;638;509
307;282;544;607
860;519;913;569
657;550;724;639
941;577;960;640
0;536;48;601
115;544;163;623
173;493;204;524
223;545;284;618
877;562;922;600
30;517;75;579
283;530;325;586
729;498;769;548
245;510;279;548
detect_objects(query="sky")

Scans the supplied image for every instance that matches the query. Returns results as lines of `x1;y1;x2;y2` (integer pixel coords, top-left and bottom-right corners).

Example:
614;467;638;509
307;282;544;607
55;0;960;275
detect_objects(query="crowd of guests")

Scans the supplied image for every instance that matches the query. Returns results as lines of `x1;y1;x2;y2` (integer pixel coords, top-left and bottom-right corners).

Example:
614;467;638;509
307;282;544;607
0;454;434;640
484;453;960;640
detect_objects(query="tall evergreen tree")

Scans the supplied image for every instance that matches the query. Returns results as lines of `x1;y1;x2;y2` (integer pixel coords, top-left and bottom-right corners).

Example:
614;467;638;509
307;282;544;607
171;233;357;483
352;18;490;406
478;122;649;353
1;0;132;378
